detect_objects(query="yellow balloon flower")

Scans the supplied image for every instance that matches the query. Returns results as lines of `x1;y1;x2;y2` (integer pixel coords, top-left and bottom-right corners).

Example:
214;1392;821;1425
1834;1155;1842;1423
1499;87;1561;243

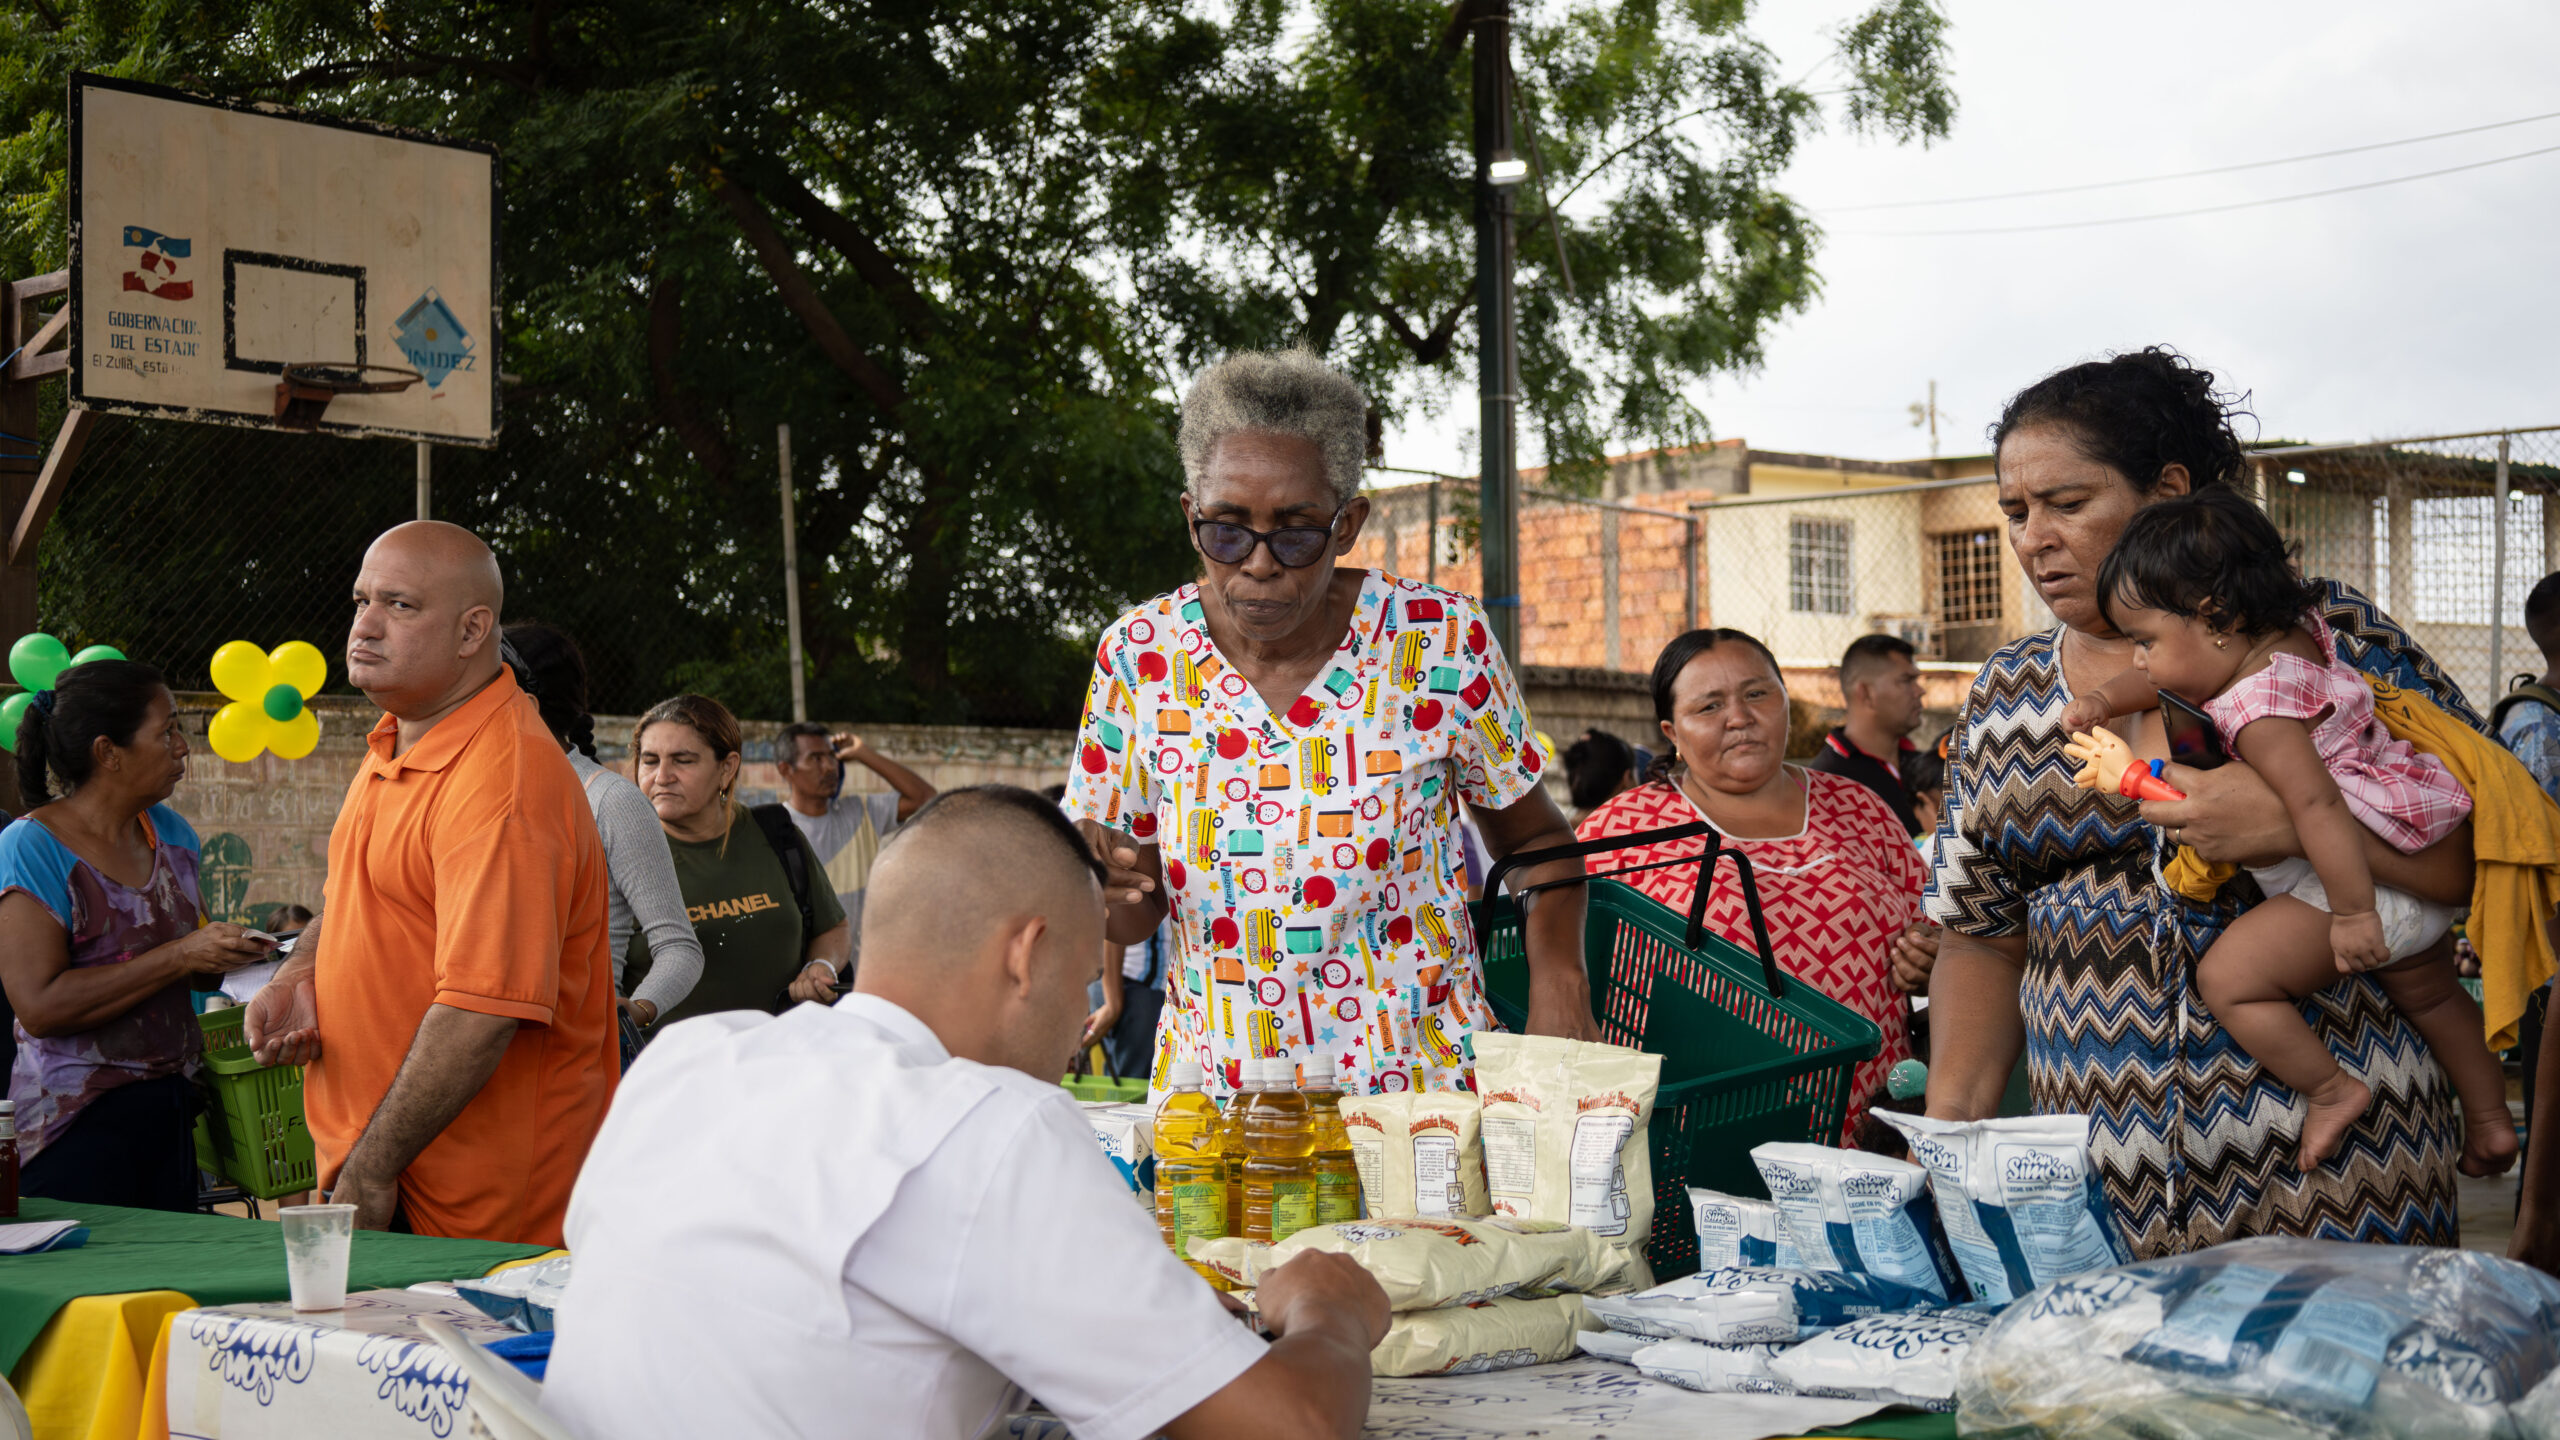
207;640;327;763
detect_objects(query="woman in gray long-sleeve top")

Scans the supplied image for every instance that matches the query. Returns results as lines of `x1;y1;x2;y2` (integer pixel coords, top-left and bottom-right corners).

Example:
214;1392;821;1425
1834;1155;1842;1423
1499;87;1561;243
505;624;705;1038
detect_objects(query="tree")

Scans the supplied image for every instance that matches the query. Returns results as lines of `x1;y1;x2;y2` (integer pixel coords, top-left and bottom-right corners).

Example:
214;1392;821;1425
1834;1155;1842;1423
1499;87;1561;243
0;0;1953;721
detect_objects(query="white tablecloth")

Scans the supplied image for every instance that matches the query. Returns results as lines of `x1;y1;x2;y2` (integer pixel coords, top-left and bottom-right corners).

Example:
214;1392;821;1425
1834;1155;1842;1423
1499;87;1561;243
163;1288;521;1440
996;1361;1891;1439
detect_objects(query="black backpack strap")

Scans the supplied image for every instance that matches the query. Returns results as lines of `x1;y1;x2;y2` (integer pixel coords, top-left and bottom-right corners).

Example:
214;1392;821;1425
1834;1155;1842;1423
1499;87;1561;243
748;803;822;947
2491;682;2560;738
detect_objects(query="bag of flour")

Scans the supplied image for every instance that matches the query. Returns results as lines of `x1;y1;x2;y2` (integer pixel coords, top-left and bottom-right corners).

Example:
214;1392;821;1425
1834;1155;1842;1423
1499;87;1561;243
1690;1187;1800;1271
1187;1215;1626;1310
1372;1294;1588;1377
1751;1142;1961;1303
1340;1092;1489;1218
1080;1102;1155;1207
1475;1034;1661;1285
1876;1111;2131;1305
1583;1267;1937;1345
1632;1338;1816;1396
1769;1307;1993;1412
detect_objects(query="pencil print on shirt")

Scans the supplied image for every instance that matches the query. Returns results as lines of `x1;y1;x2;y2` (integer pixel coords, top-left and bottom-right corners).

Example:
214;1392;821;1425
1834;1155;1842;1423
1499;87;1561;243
1066;573;1543;1099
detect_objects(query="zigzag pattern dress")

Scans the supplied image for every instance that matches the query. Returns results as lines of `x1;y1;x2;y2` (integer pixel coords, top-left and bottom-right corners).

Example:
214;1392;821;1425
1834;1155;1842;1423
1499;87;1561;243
1924;580;2471;1256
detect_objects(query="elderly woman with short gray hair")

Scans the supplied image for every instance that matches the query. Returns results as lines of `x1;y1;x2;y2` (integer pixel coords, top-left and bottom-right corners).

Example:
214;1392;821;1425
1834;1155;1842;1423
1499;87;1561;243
1066;348;1595;1107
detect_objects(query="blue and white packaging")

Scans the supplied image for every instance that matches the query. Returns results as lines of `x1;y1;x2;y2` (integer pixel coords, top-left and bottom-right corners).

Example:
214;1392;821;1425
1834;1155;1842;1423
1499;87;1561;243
1878;1111;2131;1304
1631;1338;1814;1396
1768;1307;1994;1413
1962;1237;2560;1439
1575;1326;1650;1363
1688;1187;1800;1270
1582;1266;1939;1345
1750;1142;1962;1303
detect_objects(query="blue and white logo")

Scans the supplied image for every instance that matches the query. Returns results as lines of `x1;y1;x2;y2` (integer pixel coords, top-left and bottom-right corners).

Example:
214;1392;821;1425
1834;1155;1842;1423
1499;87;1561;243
393;289;475;388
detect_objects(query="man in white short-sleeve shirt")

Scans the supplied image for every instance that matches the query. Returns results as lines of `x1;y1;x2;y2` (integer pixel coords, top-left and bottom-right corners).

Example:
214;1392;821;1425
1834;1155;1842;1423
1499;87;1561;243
545;786;1387;1440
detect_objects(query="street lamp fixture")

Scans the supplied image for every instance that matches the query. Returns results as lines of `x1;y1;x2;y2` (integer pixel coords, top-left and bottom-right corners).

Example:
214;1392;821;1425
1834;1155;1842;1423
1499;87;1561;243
1487;152;1530;186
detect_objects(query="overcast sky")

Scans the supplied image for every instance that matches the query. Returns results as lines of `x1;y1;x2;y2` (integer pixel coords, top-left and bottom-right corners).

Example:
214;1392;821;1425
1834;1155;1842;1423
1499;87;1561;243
1380;0;2560;473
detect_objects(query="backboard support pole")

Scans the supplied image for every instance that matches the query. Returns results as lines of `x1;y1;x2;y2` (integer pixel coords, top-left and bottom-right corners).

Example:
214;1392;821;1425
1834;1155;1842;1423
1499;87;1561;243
416;441;432;520
779;423;807;723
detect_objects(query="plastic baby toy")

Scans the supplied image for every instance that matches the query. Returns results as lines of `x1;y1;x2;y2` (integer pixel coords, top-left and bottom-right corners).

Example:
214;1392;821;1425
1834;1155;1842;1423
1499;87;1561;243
2064;727;2188;803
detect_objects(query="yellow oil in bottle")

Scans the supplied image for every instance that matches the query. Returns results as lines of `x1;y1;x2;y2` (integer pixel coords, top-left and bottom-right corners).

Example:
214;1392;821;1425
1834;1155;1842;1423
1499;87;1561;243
1153;1059;1228;1287
1299;1055;1361;1225
1216;1061;1250;1238
1243;1056;1318;1244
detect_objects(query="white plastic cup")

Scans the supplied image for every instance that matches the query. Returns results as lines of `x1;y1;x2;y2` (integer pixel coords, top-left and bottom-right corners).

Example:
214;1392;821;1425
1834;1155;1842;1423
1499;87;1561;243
280;1203;356;1311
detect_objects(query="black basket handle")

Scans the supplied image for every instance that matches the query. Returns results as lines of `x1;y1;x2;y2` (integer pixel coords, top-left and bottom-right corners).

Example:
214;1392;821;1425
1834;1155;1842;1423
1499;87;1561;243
1480;820;1790;1000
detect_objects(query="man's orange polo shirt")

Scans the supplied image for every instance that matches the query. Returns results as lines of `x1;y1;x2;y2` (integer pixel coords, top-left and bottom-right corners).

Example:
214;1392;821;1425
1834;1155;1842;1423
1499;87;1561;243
308;667;616;1246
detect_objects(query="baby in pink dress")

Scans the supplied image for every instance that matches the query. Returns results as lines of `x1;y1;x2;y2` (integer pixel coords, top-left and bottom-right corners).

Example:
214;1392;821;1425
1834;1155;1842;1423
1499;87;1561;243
2061;487;2511;1176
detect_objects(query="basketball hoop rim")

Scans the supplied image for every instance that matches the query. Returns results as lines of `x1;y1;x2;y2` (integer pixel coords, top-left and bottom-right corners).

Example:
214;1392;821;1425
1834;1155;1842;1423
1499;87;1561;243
279;361;423;396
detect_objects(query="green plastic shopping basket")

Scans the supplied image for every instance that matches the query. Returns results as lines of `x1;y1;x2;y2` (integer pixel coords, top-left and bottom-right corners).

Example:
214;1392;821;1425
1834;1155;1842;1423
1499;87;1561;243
1472;820;1883;1281
191;1006;318;1199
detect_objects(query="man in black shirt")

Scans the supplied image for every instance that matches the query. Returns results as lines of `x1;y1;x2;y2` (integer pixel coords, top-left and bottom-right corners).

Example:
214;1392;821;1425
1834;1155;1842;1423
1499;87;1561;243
1807;633;1926;835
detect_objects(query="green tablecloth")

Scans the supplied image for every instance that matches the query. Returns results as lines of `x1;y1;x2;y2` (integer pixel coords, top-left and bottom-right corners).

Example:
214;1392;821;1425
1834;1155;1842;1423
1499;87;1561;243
0;1199;547;1371
1808;1412;1960;1439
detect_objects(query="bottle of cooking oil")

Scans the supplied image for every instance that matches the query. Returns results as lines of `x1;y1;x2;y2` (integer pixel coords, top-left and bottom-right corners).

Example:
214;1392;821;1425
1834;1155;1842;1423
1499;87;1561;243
1154;1059;1228;1286
1244;1055;1318;1244
1299;1055;1361;1225
1216;1059;1253;1238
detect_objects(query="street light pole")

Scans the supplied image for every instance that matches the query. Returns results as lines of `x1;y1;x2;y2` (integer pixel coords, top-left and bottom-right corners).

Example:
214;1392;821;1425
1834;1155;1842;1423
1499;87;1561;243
1468;0;1522;664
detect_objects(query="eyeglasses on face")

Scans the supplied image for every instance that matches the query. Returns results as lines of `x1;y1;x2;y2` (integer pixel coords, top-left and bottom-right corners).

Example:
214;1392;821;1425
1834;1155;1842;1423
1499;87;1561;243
1191;509;1344;568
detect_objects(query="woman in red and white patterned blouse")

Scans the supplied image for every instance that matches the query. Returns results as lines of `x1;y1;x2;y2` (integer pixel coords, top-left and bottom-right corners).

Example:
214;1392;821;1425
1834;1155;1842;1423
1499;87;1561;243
1577;629;1924;1129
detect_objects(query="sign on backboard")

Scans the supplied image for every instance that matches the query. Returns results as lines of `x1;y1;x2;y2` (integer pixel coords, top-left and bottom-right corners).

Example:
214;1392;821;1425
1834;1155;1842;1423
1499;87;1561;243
68;73;500;446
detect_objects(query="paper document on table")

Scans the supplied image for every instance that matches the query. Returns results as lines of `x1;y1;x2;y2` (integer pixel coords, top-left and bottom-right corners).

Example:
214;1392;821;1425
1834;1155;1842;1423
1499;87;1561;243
0;1219;87;1254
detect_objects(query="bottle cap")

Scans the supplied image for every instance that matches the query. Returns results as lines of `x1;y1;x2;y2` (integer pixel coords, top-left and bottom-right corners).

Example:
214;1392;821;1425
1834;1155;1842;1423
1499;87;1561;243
1168;1059;1204;1090
1302;1054;1336;1088
1244;1057;1270;1088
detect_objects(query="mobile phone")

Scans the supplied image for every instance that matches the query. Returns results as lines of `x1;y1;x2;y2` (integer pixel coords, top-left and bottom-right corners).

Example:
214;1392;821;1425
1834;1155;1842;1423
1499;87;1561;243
2158;690;2230;771
241;928;282;947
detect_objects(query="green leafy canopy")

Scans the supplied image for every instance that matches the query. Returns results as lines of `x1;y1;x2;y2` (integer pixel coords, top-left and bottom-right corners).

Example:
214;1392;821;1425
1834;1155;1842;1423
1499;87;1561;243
0;0;1952;722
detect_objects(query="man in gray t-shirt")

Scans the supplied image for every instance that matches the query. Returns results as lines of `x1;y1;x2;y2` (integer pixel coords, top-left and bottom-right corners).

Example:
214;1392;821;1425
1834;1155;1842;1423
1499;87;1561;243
775;723;937;966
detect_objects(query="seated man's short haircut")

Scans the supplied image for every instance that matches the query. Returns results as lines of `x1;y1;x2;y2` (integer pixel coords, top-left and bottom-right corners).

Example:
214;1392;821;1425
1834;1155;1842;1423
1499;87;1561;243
1838;631;1917;690
895;784;1106;890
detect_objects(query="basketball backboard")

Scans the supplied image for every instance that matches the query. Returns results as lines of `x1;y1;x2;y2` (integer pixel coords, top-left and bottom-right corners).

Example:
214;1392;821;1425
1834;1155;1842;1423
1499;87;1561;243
67;74;499;445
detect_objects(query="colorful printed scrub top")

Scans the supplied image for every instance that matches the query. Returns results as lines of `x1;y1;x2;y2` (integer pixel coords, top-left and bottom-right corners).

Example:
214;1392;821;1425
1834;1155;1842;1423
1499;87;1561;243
1066;572;1546;1101
0;804;206;1162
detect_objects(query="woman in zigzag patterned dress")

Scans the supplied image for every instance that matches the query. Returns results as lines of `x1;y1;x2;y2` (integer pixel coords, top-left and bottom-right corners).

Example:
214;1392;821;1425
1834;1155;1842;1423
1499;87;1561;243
1924;350;2478;1257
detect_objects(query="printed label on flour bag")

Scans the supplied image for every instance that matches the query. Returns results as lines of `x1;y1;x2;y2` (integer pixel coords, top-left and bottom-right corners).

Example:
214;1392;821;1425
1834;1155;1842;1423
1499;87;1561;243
1878;1112;2131;1305
1568;1110;1635;1235
1473;1033;1661;1286
1750;1142;1959;1302
1339;1093;1489;1218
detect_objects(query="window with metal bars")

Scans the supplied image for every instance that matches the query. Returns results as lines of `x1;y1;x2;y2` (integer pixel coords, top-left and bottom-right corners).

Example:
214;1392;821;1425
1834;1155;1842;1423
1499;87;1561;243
1789;518;1851;615
1933;528;2003;627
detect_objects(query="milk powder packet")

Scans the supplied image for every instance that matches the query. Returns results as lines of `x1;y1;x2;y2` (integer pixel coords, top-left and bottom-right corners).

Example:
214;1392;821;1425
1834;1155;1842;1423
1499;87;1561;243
1768;1307;1994;1413
1751;1142;1962;1302
1876;1111;2131;1304
1632;1338;1819;1396
1576;1327;1650;1363
1372;1294;1588;1377
1689;1187;1801;1270
1475;1034;1661;1286
1080;1102;1155;1206
1192;1216;1626;1311
1340;1092;1489;1218
1582;1267;1937;1345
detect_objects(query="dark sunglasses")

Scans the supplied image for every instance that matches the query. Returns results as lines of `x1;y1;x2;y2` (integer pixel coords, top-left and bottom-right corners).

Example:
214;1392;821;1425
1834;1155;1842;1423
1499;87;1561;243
1192;510;1343;568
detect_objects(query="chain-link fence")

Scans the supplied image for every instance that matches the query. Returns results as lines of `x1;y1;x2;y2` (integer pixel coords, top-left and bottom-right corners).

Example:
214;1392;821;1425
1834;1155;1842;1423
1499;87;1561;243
2255;426;2560;709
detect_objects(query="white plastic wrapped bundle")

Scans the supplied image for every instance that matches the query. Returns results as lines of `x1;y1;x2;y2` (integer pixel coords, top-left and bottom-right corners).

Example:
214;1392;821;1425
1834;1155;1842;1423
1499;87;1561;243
1959;1237;2560;1440
1689;1186;1801;1271
1630;1338;1808;1396
1582;1266;1939;1345
1769;1307;1993;1413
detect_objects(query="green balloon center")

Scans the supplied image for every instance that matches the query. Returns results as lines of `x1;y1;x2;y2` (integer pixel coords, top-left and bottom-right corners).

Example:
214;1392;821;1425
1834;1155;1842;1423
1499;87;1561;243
262;683;304;722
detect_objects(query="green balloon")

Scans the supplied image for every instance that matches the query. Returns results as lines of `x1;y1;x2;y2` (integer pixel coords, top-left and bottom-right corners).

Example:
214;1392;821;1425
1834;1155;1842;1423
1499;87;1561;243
68;644;126;668
8;632;68;693
262;682;305;723
0;691;29;754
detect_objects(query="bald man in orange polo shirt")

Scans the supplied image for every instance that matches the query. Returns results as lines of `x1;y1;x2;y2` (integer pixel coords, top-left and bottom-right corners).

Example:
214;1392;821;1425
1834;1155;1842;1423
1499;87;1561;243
248;522;615;1246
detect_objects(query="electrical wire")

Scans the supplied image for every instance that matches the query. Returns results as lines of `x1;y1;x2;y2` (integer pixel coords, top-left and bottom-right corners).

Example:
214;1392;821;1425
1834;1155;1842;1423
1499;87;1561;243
1827;106;2560;211
1840;140;2560;237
